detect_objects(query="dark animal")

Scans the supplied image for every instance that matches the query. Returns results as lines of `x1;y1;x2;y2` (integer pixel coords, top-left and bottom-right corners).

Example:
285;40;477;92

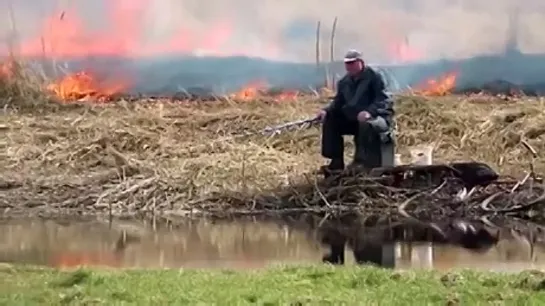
448;162;499;189
448;220;499;251
369;161;499;189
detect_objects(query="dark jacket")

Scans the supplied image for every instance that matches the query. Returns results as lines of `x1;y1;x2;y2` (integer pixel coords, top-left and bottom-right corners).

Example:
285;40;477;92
325;67;394;124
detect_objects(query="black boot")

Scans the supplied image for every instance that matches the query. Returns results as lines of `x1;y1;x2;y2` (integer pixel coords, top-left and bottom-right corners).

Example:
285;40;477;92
320;159;345;177
322;242;346;265
348;129;382;171
347;138;367;171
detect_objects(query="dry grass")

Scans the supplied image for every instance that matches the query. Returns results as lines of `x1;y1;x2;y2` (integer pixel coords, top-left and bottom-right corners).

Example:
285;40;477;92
2;94;545;216
0;58;57;111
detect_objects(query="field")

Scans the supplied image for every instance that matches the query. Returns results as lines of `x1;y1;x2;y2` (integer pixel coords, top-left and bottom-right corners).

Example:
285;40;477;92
3;62;545;305
2;265;545;304
2;88;545;217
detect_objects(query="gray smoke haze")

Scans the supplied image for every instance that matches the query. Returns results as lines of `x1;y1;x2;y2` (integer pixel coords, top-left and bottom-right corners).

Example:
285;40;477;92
1;0;544;62
1;0;544;94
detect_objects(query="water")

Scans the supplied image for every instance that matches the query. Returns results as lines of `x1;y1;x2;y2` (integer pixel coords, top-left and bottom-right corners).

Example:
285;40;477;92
0;217;543;272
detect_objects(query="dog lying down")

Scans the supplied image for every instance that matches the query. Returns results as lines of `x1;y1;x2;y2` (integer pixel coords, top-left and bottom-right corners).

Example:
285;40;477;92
324;144;498;193
395;144;499;200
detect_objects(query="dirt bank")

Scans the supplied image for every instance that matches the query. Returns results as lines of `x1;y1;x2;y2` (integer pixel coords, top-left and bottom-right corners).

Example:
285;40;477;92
2;95;545;217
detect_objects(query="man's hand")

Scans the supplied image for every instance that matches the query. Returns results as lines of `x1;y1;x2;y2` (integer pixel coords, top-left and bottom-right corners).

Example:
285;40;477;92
357;111;371;122
316;110;327;122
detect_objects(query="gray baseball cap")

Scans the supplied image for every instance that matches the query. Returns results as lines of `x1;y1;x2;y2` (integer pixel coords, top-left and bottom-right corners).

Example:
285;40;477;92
343;49;363;63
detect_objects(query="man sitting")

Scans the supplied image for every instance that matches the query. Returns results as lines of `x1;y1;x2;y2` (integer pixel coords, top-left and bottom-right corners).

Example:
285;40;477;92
316;49;395;173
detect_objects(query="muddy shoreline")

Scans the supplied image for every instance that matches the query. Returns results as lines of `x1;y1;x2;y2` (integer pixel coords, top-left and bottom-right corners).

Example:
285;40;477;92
3;162;544;222
5;166;545;269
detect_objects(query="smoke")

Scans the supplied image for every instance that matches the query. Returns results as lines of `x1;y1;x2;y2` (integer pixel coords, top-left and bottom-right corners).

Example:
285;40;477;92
1;0;544;62
1;0;545;94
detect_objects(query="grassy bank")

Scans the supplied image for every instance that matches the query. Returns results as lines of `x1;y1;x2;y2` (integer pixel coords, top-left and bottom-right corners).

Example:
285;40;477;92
2;265;545;304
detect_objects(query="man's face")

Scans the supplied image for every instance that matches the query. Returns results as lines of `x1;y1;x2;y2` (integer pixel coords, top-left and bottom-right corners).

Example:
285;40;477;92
344;60;363;75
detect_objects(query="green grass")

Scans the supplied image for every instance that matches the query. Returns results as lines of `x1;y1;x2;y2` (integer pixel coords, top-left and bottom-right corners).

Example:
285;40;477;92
2;265;545;305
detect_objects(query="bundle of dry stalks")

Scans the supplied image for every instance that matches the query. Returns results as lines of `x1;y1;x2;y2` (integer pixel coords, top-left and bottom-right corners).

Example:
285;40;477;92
256;170;545;221
2;94;545;218
0;58;56;111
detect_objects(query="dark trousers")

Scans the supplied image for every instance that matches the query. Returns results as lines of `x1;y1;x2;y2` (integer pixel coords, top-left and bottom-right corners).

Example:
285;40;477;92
321;110;395;168
323;240;393;268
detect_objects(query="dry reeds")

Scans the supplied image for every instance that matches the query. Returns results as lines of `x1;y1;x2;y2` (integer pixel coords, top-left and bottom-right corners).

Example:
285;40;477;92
2;95;545;217
0;57;55;111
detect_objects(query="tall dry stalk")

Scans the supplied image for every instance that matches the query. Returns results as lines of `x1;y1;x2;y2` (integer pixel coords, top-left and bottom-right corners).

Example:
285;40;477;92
329;17;338;90
315;20;321;70
0;1;54;111
6;0;18;57
316;20;332;89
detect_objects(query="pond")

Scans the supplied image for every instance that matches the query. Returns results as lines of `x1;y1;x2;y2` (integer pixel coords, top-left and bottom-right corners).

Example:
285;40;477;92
0;217;543;272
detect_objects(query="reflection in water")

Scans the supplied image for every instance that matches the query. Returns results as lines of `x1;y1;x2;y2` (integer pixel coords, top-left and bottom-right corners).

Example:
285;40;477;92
0;218;324;269
320;218;501;267
0;217;543;271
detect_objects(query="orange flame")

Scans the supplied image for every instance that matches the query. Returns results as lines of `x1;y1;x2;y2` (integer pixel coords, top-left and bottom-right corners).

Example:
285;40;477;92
1;2;462;102
0;2;280;102
230;80;298;102
2;3;279;60
275;90;298;101
46;71;126;102
232;80;268;100
387;39;424;63
0;60;14;79
414;72;458;96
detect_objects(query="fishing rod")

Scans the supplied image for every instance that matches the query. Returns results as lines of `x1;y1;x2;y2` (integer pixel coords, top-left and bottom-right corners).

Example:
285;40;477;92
261;116;321;136
185;116;321;152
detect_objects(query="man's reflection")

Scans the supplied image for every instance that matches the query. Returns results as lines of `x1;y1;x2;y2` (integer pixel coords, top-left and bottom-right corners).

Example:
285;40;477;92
320;220;500;268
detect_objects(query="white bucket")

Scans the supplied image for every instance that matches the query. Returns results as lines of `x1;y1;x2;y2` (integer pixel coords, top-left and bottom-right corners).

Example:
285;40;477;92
409;145;434;165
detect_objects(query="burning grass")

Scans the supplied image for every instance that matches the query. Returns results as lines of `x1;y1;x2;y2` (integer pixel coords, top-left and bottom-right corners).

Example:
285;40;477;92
0;58;126;111
2;94;545;217
0;59;52;111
